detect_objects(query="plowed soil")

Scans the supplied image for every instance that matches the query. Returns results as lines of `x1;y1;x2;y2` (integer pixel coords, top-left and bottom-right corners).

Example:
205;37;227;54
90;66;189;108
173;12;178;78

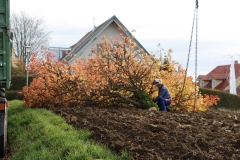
51;106;240;160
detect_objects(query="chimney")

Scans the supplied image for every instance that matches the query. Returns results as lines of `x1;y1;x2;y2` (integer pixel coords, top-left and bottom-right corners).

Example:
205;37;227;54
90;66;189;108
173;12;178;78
93;18;95;31
235;60;238;64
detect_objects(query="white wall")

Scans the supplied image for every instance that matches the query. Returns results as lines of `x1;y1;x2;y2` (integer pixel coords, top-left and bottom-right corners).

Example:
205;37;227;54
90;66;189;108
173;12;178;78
76;22;121;59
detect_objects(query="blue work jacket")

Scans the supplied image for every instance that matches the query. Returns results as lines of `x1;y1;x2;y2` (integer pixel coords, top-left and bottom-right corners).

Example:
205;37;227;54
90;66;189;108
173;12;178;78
153;85;172;101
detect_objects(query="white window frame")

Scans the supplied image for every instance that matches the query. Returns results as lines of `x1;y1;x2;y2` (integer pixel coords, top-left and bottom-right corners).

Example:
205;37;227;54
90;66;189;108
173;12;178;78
212;80;216;88
200;81;204;87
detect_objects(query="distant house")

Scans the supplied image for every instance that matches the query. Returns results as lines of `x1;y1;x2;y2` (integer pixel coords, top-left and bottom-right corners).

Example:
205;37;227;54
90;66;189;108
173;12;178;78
61;15;149;63
48;47;71;61
197;60;240;94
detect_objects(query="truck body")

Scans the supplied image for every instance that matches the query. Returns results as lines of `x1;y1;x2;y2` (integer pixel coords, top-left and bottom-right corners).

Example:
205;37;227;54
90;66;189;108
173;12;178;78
0;0;12;158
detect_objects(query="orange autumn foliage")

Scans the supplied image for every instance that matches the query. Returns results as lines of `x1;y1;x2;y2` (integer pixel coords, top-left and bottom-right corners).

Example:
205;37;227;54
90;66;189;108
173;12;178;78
21;34;220;111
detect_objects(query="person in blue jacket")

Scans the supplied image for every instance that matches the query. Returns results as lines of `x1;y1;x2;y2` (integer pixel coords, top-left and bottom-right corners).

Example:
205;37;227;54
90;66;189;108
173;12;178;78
152;79;172;111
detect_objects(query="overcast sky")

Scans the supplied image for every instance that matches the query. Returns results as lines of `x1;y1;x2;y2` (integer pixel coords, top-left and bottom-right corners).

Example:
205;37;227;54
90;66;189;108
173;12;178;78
10;0;240;79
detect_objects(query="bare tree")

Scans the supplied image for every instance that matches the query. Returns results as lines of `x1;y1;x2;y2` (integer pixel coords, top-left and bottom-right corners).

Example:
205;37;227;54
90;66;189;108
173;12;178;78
11;11;51;62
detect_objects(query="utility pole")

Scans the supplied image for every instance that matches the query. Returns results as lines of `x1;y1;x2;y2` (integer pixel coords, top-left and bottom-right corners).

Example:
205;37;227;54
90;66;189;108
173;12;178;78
24;46;31;89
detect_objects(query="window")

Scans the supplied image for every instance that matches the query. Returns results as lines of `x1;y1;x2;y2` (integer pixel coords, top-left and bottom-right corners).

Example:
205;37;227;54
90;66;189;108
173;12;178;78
212;80;216;88
200;81;204;87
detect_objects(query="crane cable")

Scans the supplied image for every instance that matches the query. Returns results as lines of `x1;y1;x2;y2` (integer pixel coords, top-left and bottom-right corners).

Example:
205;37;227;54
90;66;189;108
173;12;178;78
177;0;198;109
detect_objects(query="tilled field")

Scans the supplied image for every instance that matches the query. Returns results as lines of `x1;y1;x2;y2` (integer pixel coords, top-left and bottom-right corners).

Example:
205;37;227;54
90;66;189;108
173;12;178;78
51;106;240;160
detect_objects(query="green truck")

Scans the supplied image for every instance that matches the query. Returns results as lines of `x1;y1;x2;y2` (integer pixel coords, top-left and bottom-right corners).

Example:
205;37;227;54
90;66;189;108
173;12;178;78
0;0;12;158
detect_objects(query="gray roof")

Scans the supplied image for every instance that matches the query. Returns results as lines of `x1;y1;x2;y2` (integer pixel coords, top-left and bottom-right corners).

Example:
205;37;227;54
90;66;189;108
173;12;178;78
62;15;149;61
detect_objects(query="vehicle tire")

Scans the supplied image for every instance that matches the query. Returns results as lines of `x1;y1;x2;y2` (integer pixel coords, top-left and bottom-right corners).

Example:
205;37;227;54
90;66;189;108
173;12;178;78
0;90;7;158
0;109;7;158
0;88;5;98
0;131;6;158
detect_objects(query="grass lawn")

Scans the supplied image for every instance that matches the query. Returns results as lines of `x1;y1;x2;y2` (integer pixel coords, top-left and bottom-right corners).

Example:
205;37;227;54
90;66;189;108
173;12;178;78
7;100;129;160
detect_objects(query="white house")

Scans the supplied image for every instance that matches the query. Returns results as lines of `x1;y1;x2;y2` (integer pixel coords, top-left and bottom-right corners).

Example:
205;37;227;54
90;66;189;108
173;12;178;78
61;15;149;63
48;47;71;61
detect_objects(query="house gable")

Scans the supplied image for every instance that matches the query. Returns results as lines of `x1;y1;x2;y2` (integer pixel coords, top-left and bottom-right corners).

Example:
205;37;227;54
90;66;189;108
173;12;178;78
62;15;149;63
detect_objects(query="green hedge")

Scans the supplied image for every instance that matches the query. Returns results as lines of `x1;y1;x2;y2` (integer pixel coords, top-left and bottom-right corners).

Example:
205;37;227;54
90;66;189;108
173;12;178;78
6;90;23;101
4;76;34;100
9;76;34;90
199;88;240;110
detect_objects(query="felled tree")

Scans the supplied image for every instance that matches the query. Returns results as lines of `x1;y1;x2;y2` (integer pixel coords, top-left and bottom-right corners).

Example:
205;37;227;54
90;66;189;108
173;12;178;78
21;33;219;111
79;34;218;110
80;34;159;109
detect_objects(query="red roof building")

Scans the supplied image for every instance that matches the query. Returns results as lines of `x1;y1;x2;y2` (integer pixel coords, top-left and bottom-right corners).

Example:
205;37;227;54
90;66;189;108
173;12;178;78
197;60;240;94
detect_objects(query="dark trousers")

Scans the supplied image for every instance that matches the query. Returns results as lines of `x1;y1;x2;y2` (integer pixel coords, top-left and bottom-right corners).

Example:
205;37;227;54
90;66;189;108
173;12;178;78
157;98;171;111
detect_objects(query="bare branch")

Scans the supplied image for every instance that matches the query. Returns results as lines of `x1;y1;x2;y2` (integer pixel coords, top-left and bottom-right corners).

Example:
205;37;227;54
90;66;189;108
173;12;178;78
11;11;51;60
